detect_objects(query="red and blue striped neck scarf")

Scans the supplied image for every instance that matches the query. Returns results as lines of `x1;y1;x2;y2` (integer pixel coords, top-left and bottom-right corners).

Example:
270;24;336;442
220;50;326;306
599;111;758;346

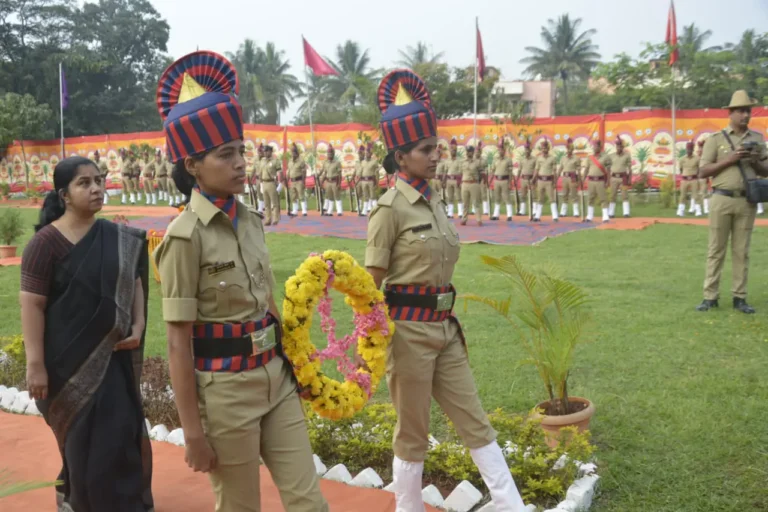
195;186;238;230
397;172;431;202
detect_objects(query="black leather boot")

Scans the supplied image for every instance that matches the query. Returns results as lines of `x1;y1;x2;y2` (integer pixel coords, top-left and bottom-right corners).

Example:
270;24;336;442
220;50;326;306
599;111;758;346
733;297;755;314
695;299;719;312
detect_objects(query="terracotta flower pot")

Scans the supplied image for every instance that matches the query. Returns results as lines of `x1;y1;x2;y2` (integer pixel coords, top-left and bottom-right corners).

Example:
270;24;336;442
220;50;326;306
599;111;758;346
0;245;17;258
532;397;595;449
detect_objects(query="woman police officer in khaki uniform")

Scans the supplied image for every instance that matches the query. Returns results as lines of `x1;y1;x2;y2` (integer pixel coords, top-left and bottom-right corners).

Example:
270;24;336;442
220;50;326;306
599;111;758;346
366;69;526;512
153;51;327;512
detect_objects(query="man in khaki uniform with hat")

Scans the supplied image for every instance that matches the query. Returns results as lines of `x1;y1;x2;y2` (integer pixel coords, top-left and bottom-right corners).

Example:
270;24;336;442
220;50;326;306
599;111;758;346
460;145;483;226
608;136;632;218
319;144;343;216
582;140;611;223
260;145;282;225
491;138;515;221
532;139;558;222
93;150;110;204
696;139;710;214
361;143;380;215
444;137;462;218
432;144;446;204
288;143;308;217
677;141;701;217
559;138;581;218
696;90;768;314
517;140;536;216
353;145;366;215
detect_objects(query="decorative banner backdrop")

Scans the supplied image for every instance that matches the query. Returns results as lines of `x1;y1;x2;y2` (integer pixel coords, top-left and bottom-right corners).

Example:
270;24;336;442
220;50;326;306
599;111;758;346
3;109;767;192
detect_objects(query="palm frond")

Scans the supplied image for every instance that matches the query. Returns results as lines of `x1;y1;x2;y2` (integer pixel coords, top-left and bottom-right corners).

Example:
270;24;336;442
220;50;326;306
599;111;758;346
0;469;60;498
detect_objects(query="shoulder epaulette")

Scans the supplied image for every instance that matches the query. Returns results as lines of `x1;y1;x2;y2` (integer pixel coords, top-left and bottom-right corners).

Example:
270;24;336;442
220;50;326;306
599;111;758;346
165;209;198;240
377;187;398;207
247;206;265;220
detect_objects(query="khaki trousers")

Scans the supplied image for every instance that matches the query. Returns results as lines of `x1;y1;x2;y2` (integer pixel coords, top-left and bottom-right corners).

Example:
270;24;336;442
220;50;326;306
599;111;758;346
156;176;168;194
196;358;328;512
430;179;443;196
289;181;305;201
262;182;280;224
698;179;709;203
143;177;154;196
519;177;535;203
561;178;579;205
122;175;135;193
587;180;608;207
461;183;482;222
131;177;140;193
445;179;460;204
679;179;697;203
703;193;756;300
609;177;629;202
167;177;178;195
387;320;496;462
324;181;340;201
536;180;554;204
362;181;376;202
492;178;510;204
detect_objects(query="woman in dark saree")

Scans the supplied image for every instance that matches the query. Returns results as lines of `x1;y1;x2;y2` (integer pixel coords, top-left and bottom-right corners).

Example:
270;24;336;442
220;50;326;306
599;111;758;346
20;156;154;512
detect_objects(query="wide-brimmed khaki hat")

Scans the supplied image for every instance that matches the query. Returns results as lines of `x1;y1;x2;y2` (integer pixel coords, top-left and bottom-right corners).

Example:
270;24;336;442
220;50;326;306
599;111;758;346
724;90;759;109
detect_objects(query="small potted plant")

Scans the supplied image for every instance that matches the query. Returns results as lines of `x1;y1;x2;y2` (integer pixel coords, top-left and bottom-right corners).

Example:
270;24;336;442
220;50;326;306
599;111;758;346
0;208;25;258
0;183;10;201
461;254;595;447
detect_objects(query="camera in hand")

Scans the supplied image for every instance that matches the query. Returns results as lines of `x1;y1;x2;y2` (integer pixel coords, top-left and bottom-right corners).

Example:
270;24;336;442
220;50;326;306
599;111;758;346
742;141;758;151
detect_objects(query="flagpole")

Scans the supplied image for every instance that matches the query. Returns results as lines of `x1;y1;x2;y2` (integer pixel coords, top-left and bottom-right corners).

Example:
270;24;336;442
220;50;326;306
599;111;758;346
59;62;65;158
671;69;677;207
473;17;478;145
304;65;320;212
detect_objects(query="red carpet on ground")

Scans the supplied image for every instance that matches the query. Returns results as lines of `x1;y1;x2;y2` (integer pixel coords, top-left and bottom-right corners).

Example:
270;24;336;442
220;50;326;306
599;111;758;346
0;411;438;512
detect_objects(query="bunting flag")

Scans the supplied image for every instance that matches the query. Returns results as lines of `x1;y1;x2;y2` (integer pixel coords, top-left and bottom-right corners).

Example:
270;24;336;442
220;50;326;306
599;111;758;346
303;37;338;76
60;67;69;110
476;20;486;82
665;0;678;66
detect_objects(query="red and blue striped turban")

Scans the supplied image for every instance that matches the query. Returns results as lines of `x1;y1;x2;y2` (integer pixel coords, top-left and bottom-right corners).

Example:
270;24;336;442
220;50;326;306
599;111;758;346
377;69;437;151
156;51;243;163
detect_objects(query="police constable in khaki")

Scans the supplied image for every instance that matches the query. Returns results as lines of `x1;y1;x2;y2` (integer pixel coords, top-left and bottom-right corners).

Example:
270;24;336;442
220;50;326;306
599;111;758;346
443;137;462;218
476;142;490;216
608;136;632;218
432;144;446;203
696;90;768;314
260;144;281;226
94;150;110;204
165;150;181;206
491;139;514;221
141;149;157;205
352;145;365;215
696;139;710;214
559;138;581;218
287;143;308;217
677;141;701;217
366;68;526;512
532;139;558;222
361;143;380;215
120;148;138;205
131;150;142;202
319;144;343;216
460;145;483;226
517;141;536;216
153;51;327;512
582;140;611;223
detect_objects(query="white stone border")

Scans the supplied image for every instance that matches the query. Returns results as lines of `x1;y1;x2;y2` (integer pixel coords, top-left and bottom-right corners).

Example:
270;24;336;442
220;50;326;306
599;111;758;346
0;384;598;512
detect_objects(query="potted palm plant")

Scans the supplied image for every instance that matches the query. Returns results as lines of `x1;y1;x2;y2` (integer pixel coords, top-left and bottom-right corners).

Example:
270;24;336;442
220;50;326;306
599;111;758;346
462;254;594;447
0;208;25;258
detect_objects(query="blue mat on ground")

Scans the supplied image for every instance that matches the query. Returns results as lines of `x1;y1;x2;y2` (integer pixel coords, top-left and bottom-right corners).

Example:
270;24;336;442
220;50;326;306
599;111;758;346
131;213;595;245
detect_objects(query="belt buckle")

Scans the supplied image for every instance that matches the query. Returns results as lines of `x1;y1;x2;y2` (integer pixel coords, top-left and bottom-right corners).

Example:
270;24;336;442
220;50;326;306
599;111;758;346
250;324;277;355
435;292;453;312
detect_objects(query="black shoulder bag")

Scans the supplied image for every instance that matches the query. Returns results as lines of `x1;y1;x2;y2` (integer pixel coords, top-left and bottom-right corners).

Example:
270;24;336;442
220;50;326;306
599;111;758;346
720;129;768;204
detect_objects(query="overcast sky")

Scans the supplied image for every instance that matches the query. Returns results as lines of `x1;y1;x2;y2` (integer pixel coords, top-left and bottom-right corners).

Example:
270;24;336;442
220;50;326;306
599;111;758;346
142;0;768;122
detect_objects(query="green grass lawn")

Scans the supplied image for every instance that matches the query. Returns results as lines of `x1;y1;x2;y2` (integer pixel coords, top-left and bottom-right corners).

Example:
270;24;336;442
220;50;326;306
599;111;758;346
1;202;767;511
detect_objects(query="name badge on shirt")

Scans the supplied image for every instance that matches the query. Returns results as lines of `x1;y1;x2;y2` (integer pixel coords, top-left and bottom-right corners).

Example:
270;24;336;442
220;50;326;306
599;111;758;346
411;224;433;233
208;261;236;276
250;324;277;355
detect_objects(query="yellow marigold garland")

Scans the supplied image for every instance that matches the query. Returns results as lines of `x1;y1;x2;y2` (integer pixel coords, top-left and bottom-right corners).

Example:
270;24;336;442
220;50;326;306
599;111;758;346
282;250;394;420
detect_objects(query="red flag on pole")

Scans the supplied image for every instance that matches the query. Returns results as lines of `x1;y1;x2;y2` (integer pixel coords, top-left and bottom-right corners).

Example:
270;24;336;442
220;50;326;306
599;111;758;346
476;21;486;82
665;0;678;66
303;37;338;76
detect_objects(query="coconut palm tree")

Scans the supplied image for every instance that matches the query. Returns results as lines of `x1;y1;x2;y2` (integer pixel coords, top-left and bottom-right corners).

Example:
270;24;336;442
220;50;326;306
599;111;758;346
520;14;600;109
325;40;380;111
227;39;265;124
256;42;302;125
396;42;444;68
677;24;722;72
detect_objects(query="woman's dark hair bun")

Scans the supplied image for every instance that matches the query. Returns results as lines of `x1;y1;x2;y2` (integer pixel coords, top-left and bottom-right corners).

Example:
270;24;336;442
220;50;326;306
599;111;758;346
171;160;196;202
383;152;397;175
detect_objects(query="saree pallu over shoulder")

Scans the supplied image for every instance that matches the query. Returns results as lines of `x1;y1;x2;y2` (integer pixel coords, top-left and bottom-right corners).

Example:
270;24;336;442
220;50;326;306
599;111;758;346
36;219;153;512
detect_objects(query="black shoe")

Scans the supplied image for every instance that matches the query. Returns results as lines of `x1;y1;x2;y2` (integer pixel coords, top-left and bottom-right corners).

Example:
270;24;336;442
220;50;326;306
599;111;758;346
624;214;630;218
553;218;559;222
696;299;719;312
733;298;755;314
583;219;591;223
490;216;499;221
609;215;615;219
302;213;307;217
506;217;512;222
336;213;343;217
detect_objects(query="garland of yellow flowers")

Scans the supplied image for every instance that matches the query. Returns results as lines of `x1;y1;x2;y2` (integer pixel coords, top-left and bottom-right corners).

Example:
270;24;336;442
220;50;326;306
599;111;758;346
282;250;394;420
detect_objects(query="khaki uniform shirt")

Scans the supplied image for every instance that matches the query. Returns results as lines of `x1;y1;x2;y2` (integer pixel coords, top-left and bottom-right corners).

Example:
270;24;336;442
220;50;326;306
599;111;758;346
493;156;514;178
535;155;557;177
143;160;157;178
164;159;173;176
680;155;700;177
96;159;109;177
362;160;379;178
435;160;447;179
701;129;768;190
155;159;168;177
354;161;363;180
585;154;611;178
560;155;581;175
288;160;307;180
445;157;462;178
321;160;341;181
609;152;632;174
154;189;276;324
366;179;460;287
518;155;536;177
461;159;482;182
123;160;140;177
260;157;280;181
